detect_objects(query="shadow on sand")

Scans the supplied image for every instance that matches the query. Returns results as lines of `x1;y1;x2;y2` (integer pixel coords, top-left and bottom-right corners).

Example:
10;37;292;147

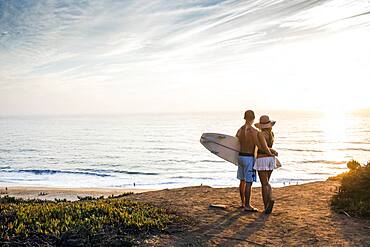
181;208;269;246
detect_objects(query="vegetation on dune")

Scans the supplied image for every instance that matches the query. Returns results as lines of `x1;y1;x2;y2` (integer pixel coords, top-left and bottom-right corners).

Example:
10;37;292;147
331;160;370;218
0;195;177;246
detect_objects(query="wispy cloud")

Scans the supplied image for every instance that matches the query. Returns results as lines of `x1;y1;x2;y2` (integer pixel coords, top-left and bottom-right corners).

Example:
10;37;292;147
0;0;369;114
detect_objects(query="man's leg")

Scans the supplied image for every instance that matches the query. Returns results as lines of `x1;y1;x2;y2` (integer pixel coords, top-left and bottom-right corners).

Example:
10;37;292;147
245;182;252;207
237;157;246;207
244;157;258;211
239;180;246;207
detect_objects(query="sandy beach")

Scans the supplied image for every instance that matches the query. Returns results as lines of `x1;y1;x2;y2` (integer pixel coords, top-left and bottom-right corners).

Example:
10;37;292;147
0;186;152;201
127;180;370;246
1;180;369;246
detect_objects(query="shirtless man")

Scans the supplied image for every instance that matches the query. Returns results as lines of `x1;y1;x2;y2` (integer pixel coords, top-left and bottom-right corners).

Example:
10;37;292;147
236;110;259;211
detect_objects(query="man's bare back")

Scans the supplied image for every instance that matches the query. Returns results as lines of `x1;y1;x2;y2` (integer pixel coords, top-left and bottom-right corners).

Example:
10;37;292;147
236;124;258;154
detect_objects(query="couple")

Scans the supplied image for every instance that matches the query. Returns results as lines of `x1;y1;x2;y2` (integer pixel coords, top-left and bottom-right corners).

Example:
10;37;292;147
236;110;278;214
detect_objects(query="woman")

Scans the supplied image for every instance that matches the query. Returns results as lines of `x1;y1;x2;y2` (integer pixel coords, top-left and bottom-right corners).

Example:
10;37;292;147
254;115;278;214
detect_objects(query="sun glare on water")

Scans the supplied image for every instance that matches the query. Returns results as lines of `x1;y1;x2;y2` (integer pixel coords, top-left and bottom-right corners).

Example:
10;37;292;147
321;109;348;141
320;108;350;164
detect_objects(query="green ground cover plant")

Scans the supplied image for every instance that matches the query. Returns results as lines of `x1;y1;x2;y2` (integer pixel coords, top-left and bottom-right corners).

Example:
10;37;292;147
0;195;177;246
331;160;370;218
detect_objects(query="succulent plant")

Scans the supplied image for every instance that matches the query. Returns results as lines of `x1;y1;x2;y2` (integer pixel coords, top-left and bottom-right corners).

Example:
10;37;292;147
0;196;177;245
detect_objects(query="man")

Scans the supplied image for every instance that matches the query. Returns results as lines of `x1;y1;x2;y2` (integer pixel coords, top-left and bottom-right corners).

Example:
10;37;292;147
236;110;259;212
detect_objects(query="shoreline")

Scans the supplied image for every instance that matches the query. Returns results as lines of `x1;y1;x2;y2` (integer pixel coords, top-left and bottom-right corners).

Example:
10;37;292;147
0;179;323;201
0;186;153;201
0;178;333;201
0;178;328;193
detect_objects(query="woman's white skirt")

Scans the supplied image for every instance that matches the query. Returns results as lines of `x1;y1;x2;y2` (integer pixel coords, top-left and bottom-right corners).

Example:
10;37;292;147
254;157;277;171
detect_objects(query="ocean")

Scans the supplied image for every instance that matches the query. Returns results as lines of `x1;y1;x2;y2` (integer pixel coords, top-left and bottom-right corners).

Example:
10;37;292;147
0;111;369;189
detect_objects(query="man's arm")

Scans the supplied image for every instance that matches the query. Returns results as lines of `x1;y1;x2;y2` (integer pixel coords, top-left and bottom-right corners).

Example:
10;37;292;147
235;128;241;140
270;148;278;156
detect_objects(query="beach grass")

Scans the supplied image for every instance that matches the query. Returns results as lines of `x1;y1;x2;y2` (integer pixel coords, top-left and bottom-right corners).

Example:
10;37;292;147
331;160;370;218
0;195;177;246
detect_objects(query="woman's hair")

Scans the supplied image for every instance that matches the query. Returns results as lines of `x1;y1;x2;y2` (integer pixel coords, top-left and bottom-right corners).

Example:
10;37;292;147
262;128;274;145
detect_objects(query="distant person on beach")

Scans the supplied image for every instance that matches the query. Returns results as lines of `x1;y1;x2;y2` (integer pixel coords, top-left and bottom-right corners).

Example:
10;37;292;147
235;110;259;212
254;115;278;214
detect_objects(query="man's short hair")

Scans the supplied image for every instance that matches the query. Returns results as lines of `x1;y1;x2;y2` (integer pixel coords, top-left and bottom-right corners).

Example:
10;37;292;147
244;110;255;121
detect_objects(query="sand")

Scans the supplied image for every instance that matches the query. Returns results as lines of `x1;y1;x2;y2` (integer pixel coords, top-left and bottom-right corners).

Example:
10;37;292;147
0;186;151;201
1;181;369;246
128;180;370;246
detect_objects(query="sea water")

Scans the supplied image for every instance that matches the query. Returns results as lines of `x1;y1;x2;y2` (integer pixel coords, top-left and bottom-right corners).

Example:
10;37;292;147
0;111;369;188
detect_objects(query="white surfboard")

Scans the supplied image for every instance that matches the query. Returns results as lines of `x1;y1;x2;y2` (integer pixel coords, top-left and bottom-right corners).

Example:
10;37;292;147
200;133;240;165
200;133;282;168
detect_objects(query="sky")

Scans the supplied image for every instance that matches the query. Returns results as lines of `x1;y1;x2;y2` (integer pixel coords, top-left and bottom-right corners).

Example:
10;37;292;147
0;0;370;115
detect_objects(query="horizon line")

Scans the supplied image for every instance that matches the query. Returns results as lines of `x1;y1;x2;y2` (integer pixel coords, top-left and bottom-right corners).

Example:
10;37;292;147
1;108;369;118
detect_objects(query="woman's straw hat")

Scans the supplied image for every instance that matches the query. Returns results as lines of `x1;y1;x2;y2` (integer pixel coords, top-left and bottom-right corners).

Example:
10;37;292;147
255;115;276;129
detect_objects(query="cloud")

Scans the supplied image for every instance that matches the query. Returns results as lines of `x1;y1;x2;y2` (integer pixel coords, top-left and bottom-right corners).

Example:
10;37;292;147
0;0;369;114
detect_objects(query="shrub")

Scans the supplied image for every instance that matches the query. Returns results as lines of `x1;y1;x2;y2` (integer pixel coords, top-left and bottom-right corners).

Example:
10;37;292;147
0;196;176;245
331;160;370;218
347;160;361;170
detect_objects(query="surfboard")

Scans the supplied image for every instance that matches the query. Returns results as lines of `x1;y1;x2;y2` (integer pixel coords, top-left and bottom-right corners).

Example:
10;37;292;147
200;132;282;168
200;133;240;165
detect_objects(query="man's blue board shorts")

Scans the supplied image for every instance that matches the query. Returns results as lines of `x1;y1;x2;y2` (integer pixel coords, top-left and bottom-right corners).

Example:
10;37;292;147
237;156;256;182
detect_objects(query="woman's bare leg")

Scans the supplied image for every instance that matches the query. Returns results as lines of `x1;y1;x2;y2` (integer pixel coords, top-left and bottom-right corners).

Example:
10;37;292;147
267;170;273;201
259;170;274;213
267;170;272;180
258;171;269;209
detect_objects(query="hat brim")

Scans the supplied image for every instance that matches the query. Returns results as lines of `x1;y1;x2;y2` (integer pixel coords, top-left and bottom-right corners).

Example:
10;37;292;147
255;121;276;129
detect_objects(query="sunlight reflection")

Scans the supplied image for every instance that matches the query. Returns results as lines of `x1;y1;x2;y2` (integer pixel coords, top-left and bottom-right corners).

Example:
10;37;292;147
320;109;349;164
321;109;348;142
